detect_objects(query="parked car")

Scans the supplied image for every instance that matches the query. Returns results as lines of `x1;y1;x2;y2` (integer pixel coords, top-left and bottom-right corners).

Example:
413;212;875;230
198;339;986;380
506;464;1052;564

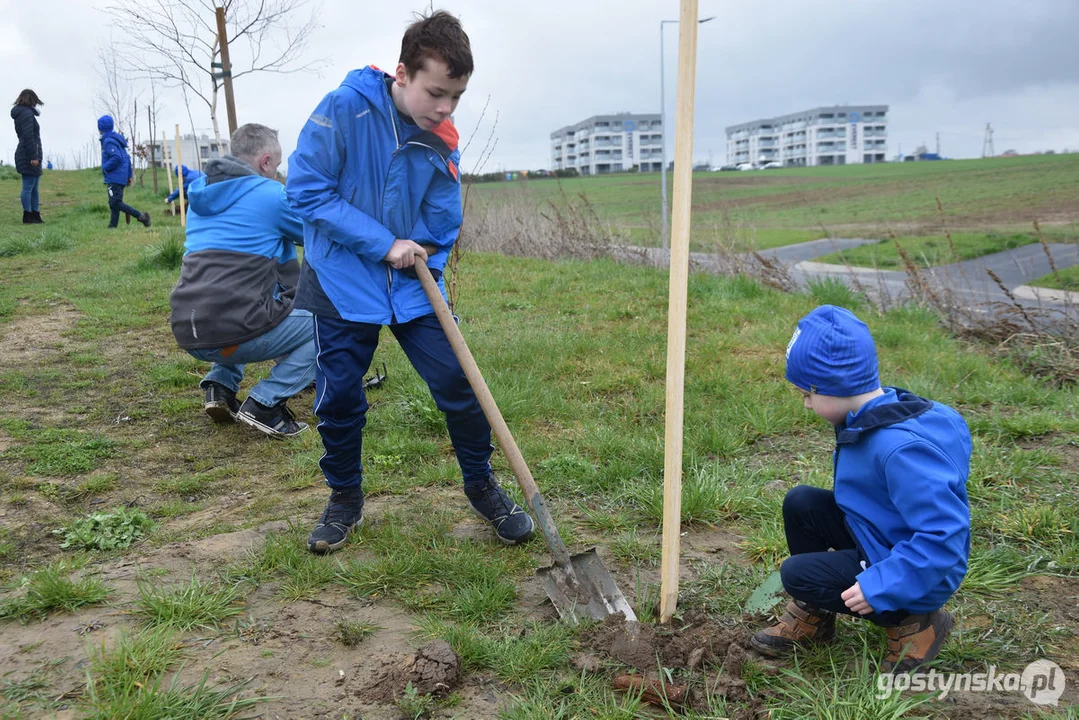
760;161;783;170
736;163;754;171
711;165;740;172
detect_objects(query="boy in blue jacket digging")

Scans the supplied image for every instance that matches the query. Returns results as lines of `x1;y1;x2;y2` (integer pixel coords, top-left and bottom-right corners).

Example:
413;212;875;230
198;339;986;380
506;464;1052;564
751;305;971;673
97;115;150;228
286;10;535;554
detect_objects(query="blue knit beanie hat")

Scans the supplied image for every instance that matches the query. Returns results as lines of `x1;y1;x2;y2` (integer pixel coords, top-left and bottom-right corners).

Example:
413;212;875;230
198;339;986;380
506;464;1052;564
97;115;114;133
785;305;880;396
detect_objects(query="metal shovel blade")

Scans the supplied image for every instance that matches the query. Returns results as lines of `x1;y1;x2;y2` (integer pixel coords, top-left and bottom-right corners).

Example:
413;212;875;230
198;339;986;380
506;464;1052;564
537;548;637;623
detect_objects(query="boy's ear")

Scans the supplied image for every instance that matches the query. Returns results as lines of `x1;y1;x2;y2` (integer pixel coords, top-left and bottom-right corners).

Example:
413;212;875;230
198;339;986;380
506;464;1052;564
394;62;409;86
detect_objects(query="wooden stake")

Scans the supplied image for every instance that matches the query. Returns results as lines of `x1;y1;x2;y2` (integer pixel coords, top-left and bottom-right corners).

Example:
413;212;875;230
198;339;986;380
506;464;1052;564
163;130;174;198
659;0;701;624
174;125;186;227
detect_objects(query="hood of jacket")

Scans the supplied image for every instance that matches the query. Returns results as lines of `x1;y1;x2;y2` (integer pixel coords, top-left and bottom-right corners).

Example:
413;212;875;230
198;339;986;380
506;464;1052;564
835;388;932;445
99;130;128;149
187;155;266;216
339;66;460;155
10;105;39;121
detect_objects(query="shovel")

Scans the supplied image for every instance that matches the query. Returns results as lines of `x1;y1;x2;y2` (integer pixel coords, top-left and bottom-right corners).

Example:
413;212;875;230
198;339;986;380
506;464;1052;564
413;255;636;623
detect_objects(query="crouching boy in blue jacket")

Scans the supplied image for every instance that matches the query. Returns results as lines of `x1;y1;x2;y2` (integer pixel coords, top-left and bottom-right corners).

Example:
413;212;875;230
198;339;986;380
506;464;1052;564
286;11;535;554
751;305;971;672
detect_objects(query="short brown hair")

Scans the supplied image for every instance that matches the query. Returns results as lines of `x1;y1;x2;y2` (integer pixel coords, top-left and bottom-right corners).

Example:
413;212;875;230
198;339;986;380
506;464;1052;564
13;89;43;108
400;10;473;79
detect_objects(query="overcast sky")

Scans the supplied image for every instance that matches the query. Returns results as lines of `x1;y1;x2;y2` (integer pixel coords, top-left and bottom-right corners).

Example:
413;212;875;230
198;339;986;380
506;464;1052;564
3;0;1078;172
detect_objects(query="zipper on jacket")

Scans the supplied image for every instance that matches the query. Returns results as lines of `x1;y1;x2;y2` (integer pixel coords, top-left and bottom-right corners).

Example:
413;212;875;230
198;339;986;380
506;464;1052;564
385;264;396;324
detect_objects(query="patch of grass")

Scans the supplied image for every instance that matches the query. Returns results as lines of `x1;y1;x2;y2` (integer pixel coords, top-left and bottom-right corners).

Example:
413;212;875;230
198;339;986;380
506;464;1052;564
1027;264;1079;292
767;658;935;719
336;509;529;623
961;546;1038;598
0;563;110;622
134;572;247;630
335;619;381;646
88;626;184;686
397;682;437;720
608;529;661;567
0;232;73;258
74;472;118;497
136;230;185;270
83;668;268;720
1;424;117;476
55;506;155;551
1;673;51;706
414;617;575;684
807;276;866;310
816;232;1034;270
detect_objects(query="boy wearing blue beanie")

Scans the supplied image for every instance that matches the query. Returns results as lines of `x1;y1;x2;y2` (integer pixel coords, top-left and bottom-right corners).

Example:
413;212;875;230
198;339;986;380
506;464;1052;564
98;115;150;228
751;305;972;673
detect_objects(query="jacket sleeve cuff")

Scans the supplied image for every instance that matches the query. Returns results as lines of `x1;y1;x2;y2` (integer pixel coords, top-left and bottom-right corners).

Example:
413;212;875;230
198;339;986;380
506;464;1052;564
365;231;396;264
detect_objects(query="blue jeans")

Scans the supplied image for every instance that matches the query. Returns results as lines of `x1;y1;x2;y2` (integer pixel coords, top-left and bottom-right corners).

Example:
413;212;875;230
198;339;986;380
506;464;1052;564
106;183;143;227
187;309;316;407
20;174;39;212
312;313;492;493
779;485;909;626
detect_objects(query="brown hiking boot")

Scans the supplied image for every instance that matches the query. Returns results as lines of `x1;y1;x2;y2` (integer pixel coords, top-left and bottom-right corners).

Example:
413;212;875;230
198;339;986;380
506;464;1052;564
882;609;954;673
750;600;836;657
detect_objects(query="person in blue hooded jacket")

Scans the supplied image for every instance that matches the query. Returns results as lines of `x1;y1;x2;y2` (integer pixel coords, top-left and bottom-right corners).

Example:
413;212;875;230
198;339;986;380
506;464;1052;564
286;11;535;555
169;123;313;438
751;305;971;673
97;115;150;228
166;164;204;208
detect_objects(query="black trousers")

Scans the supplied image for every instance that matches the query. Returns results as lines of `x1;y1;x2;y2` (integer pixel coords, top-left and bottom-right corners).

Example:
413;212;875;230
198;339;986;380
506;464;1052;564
106;183;142;227
779;485;908;626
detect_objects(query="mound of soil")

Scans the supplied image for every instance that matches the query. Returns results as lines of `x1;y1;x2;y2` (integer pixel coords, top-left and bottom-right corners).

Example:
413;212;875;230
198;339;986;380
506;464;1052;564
577;612;768;718
358;640;461;703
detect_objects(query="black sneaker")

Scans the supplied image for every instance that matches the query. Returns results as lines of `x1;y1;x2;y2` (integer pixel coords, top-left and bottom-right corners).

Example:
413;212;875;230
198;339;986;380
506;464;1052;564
138;212;152;228
466;475;535;545
236;397;308;438
203;382;239;423
308;489;364;554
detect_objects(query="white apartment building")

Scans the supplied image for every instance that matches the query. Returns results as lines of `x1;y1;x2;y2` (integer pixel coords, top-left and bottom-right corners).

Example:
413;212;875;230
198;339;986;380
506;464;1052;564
726;105;889;167
550;113;663;175
145;133;231;171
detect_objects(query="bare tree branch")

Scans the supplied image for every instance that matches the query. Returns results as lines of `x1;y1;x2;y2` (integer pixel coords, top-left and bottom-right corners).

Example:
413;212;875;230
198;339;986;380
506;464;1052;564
104;0;326;148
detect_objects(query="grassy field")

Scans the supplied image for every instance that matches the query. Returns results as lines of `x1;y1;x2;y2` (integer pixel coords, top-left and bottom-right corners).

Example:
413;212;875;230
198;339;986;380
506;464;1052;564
1030;265;1079;293
466;154;1079;260
1;169;1077;718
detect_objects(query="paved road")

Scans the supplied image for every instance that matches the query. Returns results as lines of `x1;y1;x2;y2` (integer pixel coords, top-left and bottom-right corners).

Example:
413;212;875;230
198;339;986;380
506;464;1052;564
611;239;1078;334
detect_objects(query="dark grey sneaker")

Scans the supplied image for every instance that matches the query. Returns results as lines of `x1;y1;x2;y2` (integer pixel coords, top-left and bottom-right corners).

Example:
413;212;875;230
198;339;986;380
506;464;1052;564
138;212;151;228
203;382;239;423
236;397;308;439
308;490;364;554
466;475;535;545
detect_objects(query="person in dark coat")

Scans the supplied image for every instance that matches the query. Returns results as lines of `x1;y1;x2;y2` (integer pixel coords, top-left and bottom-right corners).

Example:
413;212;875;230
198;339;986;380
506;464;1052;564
98;115;151;228
11;89;44;224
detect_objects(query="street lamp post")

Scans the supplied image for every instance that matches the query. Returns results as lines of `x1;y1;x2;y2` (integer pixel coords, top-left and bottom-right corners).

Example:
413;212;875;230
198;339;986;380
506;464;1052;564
659;15;714;254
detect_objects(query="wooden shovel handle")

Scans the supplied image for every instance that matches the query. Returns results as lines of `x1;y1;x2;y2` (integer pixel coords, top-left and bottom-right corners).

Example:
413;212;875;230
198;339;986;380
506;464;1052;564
412;256;574;570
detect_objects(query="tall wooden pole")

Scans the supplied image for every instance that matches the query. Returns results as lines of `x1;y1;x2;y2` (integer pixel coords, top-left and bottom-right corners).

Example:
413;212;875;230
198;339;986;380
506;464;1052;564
162;130;174;198
174;125;186;227
148;111;158;193
215;7;238;135
659;0;701;624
